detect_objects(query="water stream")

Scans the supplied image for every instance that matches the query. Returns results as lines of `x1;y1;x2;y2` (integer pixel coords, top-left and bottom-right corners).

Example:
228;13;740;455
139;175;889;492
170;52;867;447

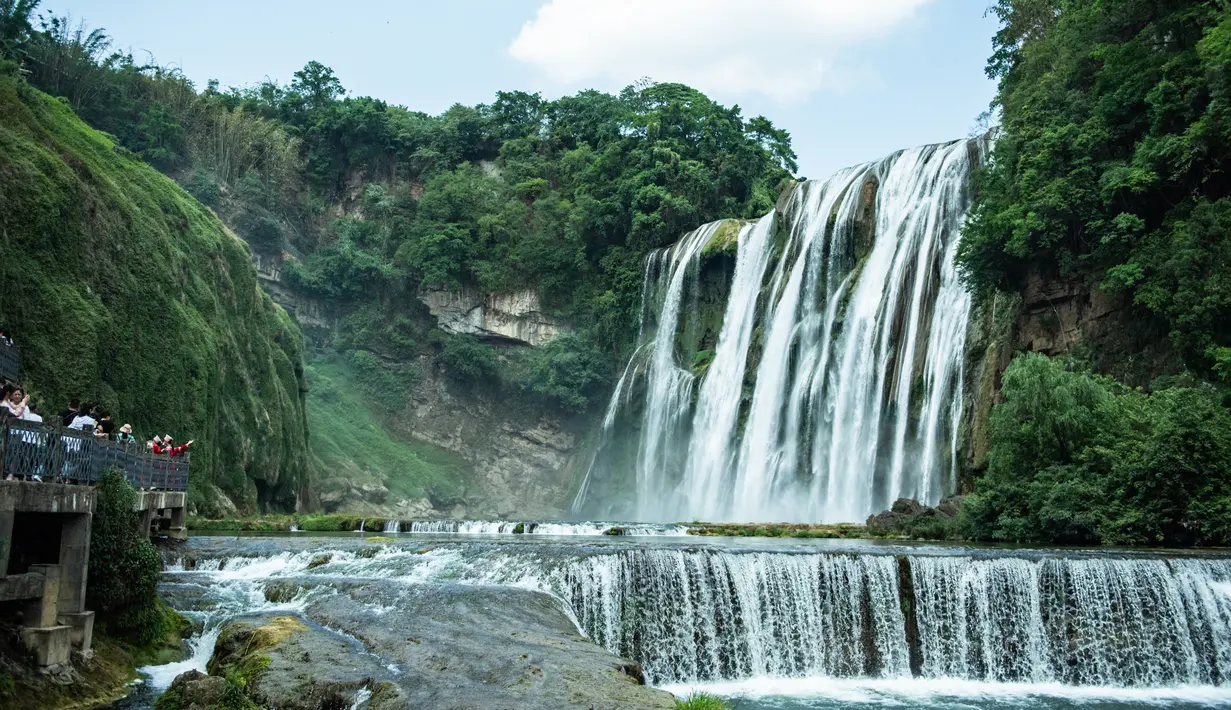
126;532;1231;709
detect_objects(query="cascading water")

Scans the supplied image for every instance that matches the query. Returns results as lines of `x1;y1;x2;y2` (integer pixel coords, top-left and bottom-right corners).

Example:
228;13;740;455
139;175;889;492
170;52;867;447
154;537;1231;701
579;139;985;523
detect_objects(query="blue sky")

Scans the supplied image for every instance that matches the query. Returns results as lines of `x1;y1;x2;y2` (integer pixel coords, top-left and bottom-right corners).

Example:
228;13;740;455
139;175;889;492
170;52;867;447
46;0;999;179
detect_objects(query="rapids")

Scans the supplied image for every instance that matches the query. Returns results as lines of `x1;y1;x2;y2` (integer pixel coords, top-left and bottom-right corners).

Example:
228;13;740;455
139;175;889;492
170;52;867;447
127;532;1231;709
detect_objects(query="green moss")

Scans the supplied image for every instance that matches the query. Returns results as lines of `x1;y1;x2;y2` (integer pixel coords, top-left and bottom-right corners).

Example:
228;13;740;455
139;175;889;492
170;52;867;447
512;522;525;534
700;219;742;258
306;353;473;505
686;522;874;538
0;75;309;514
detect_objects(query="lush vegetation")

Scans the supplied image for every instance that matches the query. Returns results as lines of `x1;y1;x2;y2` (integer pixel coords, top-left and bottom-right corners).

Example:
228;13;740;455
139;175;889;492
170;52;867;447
0;62;310;513
961;0;1231;382
305;353;472;507
87;470;172;643
960;353;1231;545
0;3;795;397
952;0;1231;546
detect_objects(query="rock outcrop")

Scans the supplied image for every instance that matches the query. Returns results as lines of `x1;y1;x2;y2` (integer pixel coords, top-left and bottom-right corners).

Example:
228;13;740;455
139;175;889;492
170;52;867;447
866;496;964;538
419;288;567;346
401;363;581;519
162;581;676;710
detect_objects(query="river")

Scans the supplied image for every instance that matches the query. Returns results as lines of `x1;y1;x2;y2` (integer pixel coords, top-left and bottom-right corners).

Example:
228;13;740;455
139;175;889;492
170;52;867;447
121;529;1231;709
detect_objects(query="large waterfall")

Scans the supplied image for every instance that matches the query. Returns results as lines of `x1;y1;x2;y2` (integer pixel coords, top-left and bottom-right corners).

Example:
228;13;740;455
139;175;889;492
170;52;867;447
578;139;984;523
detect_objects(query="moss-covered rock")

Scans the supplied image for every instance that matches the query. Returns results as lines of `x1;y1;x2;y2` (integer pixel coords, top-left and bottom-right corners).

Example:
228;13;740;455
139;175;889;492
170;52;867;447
0;72;310;514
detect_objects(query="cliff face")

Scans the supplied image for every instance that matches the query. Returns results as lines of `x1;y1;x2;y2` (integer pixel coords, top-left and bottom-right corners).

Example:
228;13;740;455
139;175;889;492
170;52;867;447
419;288;569;347
958;264;1179;480
399;361;582;518
0;73;311;515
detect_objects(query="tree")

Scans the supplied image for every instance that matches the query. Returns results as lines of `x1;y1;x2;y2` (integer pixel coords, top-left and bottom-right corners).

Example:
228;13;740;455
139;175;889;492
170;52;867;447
290;60;344;112
88;470;166;643
0;0;38;60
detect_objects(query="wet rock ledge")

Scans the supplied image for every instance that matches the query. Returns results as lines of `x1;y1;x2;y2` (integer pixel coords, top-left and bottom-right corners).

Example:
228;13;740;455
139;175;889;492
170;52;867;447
158;582;675;710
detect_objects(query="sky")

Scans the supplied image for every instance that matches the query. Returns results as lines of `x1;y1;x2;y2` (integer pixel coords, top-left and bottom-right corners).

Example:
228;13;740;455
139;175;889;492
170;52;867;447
45;0;1000;179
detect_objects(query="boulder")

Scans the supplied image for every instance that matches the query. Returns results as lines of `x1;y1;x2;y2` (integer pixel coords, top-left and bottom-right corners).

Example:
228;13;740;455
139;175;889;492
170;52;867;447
156;669;234;710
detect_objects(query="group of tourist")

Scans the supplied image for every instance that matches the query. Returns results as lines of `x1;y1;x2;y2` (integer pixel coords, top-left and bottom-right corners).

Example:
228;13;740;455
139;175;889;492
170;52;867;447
0;331;196;484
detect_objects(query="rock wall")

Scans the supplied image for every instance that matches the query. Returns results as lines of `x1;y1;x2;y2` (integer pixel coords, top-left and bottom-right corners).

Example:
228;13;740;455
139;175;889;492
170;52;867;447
419;288;567;346
398;359;583;519
958;263;1179;480
251;252;333;331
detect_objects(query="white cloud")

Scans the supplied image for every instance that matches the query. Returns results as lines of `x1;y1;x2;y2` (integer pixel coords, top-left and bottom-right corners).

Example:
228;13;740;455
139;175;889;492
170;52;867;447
509;0;935;102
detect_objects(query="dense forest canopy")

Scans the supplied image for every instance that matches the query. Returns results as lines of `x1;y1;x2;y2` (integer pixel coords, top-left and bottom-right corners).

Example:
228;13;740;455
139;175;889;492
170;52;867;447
958;0;1231;546
961;0;1231;382
0;2;794;329
0;0;795;415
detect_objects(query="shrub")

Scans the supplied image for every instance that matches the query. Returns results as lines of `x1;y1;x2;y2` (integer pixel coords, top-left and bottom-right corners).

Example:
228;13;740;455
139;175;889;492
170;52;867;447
961;353;1231;546
87;469;167;644
675;693;730;710
439;335;499;384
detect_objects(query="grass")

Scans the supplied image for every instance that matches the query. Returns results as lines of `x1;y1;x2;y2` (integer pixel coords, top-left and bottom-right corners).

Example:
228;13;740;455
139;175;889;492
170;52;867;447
675;692;731;710
305;353;473;507
686;522;875;539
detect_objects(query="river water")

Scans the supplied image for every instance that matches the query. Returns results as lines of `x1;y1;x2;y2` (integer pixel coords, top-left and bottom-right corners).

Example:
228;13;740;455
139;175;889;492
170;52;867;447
123;530;1231;709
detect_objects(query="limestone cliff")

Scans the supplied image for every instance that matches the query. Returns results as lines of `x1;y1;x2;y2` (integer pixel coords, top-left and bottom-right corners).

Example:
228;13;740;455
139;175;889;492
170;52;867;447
419;288;568;346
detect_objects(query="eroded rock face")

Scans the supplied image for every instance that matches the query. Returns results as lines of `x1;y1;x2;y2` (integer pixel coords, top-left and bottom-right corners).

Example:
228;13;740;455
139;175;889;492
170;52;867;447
164;581;675;710
420;288;567;346
402;364;580;519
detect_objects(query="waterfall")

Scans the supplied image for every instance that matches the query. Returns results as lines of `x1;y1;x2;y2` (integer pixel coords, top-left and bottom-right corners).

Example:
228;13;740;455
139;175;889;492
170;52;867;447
165;541;1231;693
581;138;984;523
383;519;401;533
547;550;1231;687
402;520;689;536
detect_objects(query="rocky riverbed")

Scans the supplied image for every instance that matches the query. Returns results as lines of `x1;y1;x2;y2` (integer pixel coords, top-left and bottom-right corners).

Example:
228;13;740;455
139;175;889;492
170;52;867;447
144;537;675;709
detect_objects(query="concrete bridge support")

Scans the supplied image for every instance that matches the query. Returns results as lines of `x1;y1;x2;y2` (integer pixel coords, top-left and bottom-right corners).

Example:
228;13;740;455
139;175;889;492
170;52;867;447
135;490;187;540
0;481;96;666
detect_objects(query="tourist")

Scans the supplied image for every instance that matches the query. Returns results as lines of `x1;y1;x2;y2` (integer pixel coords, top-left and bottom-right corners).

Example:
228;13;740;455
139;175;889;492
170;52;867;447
68;404;97;432
59;399;80;427
96;411;115;438
150;435;166;453
18;404;44;482
2;388;29;419
0;328;12;347
161;436;194;457
116;424;137;444
93;424;108;440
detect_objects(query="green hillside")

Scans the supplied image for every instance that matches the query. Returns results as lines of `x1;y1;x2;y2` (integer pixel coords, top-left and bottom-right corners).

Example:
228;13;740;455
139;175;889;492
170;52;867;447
0;67;310;514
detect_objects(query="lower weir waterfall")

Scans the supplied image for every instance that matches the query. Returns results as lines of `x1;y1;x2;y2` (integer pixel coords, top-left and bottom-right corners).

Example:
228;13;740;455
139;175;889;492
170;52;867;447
152;535;1231;708
576;138;985;523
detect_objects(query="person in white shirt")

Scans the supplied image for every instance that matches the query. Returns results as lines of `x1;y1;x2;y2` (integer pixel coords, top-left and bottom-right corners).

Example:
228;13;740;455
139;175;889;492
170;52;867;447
69;407;97;432
1;388;29;418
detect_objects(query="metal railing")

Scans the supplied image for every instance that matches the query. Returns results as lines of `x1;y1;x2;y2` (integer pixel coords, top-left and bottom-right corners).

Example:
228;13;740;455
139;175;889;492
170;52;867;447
0;341;18;384
0;420;189;490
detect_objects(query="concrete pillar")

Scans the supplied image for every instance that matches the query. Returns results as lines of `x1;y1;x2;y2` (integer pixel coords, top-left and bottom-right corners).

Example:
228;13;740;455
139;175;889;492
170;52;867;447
56;611;94;653
168;505;187;540
25;564;60;628
0;507;13;576
20;625;72;666
138;508;154;539
57;513;91;614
